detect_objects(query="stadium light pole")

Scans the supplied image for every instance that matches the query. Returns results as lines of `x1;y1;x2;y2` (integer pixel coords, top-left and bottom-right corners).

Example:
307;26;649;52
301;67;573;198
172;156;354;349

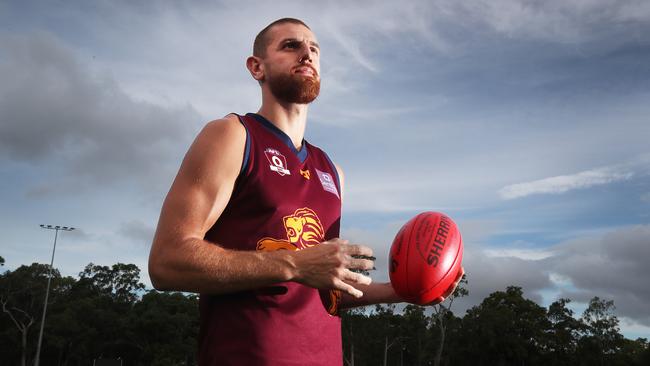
35;224;75;366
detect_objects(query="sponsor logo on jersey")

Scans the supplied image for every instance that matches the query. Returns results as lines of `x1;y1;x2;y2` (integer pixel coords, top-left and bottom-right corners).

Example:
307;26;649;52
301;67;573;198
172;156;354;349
300;169;310;180
316;169;339;198
264;148;290;176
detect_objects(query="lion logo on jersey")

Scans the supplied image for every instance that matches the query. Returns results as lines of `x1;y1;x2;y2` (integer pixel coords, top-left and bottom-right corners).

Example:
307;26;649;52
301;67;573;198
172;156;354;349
256;207;340;316
257;207;324;251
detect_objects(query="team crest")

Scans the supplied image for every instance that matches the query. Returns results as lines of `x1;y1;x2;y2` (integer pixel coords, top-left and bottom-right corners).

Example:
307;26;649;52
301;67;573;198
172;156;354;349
255;207;340;315
256;207;324;251
264;148;290;176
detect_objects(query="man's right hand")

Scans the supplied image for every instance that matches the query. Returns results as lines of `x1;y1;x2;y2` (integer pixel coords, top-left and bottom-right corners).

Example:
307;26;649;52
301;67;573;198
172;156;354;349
290;238;374;298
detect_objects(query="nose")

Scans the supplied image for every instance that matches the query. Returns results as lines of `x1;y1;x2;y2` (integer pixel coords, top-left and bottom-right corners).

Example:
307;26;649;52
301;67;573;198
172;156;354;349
299;44;314;64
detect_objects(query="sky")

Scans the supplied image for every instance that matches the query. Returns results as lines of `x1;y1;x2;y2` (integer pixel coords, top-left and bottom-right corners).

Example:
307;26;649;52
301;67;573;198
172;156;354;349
1;0;649;339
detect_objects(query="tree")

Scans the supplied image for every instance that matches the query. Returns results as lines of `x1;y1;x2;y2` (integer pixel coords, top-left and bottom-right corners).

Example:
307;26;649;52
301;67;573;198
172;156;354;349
399;304;428;366
341;306;367;366
615;337;649;366
79;263;145;304
430;274;468;366
32;262;148;365
345;304;403;366
0;263;61;366
45;262;148;365
131;291;199;365
457;286;550;366
546;298;583;365
578;296;624;366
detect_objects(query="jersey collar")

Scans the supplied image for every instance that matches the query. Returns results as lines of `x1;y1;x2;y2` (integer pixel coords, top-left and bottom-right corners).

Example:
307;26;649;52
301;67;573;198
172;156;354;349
248;113;308;163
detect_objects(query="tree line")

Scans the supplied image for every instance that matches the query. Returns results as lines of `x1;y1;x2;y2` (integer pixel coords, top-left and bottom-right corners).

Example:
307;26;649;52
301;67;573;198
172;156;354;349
1;258;649;366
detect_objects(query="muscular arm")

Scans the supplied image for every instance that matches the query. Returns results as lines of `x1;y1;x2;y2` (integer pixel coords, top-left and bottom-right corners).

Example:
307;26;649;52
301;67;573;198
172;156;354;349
148;115;373;297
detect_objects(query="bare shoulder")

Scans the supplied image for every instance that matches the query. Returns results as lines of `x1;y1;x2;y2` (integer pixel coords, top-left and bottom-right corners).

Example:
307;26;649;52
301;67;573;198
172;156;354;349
200;113;245;142
188;114;245;162
171;114;247;194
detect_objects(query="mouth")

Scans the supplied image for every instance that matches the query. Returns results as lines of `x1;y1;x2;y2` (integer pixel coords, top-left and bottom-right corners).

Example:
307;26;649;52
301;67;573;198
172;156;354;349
294;66;318;77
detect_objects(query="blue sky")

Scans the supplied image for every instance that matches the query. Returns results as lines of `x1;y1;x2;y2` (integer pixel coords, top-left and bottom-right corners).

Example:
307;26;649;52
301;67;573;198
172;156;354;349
1;0;649;338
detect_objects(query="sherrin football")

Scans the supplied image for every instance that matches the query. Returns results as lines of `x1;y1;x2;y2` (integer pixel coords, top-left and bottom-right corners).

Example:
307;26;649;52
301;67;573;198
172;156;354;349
388;212;463;305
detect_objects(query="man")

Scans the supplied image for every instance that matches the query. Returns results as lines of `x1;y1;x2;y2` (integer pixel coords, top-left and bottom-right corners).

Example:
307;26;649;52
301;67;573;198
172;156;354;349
149;18;461;365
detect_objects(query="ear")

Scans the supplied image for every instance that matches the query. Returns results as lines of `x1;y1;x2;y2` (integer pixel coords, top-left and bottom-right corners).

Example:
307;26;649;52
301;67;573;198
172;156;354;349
246;56;265;82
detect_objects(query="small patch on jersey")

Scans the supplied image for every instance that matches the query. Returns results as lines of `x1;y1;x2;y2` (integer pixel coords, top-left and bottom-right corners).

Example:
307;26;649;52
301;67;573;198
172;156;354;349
264;148;291;176
300;169;310;180
316;169;339;198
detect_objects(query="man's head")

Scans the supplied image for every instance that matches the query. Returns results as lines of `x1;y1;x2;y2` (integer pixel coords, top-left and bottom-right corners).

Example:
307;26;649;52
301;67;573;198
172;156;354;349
247;18;321;104
253;18;311;58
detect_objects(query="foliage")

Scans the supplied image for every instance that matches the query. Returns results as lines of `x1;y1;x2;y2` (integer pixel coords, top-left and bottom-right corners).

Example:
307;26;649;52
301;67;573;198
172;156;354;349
0;262;198;366
456;286;550;366
1;261;649;366
546;298;583;365
0;263;65;366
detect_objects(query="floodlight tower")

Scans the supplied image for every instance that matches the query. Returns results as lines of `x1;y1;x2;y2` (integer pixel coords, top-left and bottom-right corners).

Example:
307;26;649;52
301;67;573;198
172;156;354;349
35;224;75;366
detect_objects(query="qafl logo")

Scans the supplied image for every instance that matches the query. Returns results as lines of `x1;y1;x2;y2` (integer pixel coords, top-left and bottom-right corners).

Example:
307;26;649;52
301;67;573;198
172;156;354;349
256;207;325;251
264;148;290;176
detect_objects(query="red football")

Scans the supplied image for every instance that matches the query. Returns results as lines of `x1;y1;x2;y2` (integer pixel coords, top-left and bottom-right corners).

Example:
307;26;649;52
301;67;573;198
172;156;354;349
389;212;463;305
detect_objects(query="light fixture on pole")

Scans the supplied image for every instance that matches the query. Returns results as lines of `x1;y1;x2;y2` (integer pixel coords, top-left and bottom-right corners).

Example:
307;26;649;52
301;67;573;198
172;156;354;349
35;224;75;366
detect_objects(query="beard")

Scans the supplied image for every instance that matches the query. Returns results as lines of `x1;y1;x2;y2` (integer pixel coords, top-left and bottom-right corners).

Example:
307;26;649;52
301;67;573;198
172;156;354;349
266;70;320;104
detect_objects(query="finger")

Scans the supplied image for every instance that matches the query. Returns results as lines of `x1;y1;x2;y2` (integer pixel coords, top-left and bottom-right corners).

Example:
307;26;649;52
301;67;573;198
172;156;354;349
342;244;373;257
442;273;463;299
351;254;376;261
343;269;372;286
347;258;374;271
441;283;456;299
335;278;364;298
456;267;465;281
450;269;464;290
324;237;349;245
428;296;445;305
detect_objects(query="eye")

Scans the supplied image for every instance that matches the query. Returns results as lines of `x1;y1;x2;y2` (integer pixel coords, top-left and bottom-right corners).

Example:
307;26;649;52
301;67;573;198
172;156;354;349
283;41;300;49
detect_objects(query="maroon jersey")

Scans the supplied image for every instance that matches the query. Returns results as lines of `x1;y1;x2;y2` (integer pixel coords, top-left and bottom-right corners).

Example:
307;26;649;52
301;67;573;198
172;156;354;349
198;113;343;366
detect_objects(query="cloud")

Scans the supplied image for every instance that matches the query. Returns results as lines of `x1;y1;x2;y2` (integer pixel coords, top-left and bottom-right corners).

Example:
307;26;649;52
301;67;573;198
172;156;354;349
449;0;650;44
119;220;155;245
641;192;650;203
461;224;650;326
547;224;650;325
1;0;649;336
485;246;555;260
453;244;552;312
499;165;635;200
0;32;201;195
321;21;379;73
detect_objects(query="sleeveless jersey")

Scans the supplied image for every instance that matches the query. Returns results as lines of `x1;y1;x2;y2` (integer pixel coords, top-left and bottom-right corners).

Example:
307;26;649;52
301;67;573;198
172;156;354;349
198;113;343;366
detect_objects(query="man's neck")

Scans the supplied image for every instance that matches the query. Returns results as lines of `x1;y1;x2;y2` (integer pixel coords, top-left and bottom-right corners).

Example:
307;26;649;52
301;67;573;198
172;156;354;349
257;95;309;150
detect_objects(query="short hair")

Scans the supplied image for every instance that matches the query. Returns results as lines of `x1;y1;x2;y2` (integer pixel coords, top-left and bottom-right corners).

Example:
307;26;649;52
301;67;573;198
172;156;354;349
253;18;311;57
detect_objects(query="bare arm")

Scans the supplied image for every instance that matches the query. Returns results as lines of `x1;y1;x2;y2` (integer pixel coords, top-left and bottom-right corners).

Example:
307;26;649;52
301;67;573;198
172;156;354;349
340;283;402;309
148;115;373;297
